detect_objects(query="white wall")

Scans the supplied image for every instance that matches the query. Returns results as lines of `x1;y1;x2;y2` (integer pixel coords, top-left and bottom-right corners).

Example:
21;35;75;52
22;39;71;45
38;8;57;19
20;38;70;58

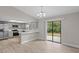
61;12;79;48
38;19;47;40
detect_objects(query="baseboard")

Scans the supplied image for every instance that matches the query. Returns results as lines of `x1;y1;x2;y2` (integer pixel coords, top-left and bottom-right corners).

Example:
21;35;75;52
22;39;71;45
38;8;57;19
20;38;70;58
39;39;46;41
62;42;79;48
38;37;46;40
36;39;47;41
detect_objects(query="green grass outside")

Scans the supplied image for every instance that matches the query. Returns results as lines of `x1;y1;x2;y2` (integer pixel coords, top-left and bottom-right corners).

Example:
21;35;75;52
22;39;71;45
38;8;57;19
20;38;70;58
48;32;60;37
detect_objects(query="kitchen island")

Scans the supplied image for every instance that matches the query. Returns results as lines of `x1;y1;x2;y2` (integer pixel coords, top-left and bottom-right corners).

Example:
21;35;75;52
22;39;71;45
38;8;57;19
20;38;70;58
20;30;39;44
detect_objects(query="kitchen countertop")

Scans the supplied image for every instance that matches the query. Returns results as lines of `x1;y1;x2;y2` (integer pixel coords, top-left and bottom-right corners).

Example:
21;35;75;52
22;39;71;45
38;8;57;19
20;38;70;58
20;30;39;35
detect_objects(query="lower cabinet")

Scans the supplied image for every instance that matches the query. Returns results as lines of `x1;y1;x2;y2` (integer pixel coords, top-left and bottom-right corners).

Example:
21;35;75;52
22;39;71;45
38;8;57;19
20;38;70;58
8;31;13;38
0;32;4;39
0;31;8;39
21;32;38;44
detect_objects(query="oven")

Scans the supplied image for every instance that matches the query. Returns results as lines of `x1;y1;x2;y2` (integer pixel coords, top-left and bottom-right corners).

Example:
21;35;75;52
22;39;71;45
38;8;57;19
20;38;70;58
12;30;19;36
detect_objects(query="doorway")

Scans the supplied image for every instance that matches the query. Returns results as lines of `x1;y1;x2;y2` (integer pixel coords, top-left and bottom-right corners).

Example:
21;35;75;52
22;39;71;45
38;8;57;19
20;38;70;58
47;20;61;43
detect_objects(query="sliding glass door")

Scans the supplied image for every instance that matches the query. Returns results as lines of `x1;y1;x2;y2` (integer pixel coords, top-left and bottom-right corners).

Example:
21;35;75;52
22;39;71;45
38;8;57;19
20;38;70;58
47;21;61;43
47;21;53;41
53;21;61;43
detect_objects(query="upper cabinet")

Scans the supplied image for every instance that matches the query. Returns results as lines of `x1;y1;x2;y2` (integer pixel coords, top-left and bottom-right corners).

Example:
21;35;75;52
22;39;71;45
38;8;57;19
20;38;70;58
8;23;26;29
25;22;38;31
0;24;4;29
0;21;38;32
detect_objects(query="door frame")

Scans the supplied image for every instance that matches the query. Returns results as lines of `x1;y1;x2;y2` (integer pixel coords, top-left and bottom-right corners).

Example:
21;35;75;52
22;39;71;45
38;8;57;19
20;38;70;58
46;20;62;44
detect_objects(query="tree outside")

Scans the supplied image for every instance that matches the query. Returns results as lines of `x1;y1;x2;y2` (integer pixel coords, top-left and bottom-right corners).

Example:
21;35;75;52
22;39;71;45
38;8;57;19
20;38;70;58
47;21;61;37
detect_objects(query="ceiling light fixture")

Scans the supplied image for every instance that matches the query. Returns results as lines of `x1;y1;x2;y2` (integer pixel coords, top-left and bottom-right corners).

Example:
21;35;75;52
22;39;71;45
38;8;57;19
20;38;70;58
37;6;46;17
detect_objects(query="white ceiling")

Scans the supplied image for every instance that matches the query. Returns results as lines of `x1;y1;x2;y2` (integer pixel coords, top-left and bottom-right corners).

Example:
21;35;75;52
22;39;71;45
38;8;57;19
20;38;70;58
14;6;79;19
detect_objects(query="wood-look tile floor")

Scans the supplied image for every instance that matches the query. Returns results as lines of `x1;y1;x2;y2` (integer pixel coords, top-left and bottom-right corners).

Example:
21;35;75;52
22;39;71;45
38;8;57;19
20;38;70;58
0;37;79;53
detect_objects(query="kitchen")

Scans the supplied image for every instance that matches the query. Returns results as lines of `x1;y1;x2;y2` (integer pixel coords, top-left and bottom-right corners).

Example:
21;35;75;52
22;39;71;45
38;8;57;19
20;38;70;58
0;20;38;44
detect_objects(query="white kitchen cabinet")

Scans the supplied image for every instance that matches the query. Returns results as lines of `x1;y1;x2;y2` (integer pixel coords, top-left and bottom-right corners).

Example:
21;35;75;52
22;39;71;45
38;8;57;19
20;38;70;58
0;32;4;39
26;22;38;31
0;24;4;29
20;31;38;44
8;31;13;38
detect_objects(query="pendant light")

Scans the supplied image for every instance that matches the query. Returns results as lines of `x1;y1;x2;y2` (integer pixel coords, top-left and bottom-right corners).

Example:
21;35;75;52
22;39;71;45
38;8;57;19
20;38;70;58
37;6;46;17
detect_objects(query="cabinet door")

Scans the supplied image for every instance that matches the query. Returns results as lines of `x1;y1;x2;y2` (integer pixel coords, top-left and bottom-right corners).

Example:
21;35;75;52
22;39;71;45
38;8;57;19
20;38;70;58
26;24;30;31
0;32;3;39
4;31;8;38
29;22;38;30
20;23;26;29
4;24;9;31
0;24;4;29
